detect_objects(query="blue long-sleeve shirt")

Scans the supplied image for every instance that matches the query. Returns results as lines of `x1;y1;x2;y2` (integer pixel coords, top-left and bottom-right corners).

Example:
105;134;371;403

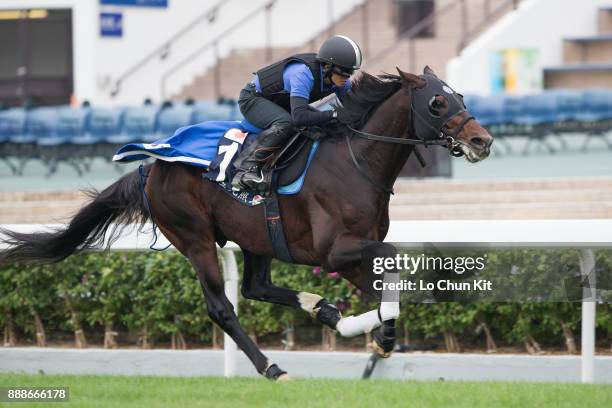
252;62;351;126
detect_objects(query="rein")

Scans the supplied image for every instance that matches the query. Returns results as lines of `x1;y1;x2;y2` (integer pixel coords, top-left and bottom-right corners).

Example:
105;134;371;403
344;87;475;195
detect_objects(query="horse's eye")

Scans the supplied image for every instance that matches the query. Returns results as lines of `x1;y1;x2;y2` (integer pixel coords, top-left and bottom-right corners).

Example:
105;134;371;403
428;96;443;116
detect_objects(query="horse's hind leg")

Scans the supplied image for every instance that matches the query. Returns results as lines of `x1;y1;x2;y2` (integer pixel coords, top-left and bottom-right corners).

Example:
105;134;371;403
241;250;342;331
189;247;289;380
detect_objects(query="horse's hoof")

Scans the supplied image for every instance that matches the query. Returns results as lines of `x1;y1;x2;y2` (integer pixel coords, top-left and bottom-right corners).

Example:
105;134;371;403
372;339;393;358
264;363;288;381
276;373;292;382
372;319;396;358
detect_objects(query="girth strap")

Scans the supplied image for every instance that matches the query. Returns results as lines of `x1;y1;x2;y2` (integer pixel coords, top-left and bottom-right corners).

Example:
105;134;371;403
263;191;293;263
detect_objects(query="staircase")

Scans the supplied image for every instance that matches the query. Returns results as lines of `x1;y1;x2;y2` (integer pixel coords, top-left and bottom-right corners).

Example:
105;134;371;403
3;177;612;223
544;5;612;89
367;0;516;78
174;0;520;100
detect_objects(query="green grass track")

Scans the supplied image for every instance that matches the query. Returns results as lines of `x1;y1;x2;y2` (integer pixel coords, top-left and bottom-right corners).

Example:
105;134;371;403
0;373;610;408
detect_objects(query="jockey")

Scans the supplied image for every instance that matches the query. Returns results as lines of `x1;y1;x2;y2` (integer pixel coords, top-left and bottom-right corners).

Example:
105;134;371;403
231;35;363;191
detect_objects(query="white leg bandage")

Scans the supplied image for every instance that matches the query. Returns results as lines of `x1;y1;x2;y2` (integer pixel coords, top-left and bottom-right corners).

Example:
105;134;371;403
379;301;400;321
336;310;381;337
335;301;400;338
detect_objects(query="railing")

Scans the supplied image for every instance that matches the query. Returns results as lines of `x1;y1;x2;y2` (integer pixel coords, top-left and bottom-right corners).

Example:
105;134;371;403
159;1;276;101
371;0;523;74
284;0;369;60
109;0;229;98
457;0;522;54
370;0;460;74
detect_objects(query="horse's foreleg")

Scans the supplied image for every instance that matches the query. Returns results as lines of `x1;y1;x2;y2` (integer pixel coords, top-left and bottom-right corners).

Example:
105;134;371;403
326;238;400;357
189;248;289;380
241;250;341;330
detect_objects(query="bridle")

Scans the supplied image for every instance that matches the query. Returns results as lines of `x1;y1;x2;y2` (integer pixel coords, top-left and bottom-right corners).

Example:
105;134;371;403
345;76;474;195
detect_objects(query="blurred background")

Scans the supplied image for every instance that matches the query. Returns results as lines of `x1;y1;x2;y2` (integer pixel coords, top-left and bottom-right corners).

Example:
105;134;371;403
0;0;611;223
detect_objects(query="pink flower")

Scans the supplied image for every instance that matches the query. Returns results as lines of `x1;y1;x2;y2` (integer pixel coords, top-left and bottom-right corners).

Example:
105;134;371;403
312;266;322;276
328;271;340;279
336;302;350;312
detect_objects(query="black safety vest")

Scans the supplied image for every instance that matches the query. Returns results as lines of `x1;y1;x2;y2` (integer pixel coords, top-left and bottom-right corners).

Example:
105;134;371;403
256;53;329;111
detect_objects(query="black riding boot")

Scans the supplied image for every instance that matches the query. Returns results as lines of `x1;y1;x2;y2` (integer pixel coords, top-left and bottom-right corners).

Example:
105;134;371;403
231;125;289;192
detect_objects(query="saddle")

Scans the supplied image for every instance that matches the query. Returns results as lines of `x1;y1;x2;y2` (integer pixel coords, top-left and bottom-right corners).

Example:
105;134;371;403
204;126;321;204
204;127;323;264
263;127;321;188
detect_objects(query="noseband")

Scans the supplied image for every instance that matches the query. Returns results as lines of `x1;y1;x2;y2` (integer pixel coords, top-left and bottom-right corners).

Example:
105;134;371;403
345;75;474;194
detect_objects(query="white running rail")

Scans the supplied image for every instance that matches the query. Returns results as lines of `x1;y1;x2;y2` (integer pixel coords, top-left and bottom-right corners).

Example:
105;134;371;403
2;220;611;382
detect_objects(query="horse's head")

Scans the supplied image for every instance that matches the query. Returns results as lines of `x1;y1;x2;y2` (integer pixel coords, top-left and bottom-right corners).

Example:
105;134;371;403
396;66;493;163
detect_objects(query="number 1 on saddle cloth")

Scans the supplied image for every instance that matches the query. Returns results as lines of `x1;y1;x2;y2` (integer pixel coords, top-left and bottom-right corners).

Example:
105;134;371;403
207;128;255;184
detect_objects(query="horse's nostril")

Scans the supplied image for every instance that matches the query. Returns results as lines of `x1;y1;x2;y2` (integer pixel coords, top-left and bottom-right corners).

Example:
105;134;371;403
470;137;485;147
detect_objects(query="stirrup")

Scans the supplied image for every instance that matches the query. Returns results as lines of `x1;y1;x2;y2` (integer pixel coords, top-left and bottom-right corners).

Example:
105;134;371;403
232;168;266;192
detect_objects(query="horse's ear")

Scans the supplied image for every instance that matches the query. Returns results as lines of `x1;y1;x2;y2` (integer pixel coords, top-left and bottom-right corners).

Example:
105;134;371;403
396;67;425;87
423;65;437;77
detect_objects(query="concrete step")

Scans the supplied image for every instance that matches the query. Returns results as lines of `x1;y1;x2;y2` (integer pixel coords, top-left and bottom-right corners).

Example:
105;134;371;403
0;190;85;202
2;177;611;223
544;64;612;89
390;201;612;220
563;35;612;64
393;176;612;194
599;5;612;34
174;0;517;100
391;188;612;205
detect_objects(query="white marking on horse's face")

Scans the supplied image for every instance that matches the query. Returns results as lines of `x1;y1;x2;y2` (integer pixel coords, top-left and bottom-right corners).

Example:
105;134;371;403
460;142;487;163
298;292;323;315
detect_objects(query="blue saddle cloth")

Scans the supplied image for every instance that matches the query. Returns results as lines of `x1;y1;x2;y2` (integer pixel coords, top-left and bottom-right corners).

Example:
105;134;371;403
113;120;262;168
113;119;319;202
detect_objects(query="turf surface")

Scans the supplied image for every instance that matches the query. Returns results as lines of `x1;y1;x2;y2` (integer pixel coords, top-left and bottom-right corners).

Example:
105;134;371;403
0;373;610;408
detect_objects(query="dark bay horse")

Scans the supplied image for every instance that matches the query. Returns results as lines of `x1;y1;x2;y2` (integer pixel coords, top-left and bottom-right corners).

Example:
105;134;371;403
0;67;492;380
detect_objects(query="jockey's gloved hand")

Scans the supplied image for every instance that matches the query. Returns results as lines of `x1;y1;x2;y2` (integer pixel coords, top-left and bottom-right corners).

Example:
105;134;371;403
291;96;335;127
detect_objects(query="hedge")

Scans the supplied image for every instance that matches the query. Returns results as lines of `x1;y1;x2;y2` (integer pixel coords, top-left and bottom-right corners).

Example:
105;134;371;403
0;249;610;354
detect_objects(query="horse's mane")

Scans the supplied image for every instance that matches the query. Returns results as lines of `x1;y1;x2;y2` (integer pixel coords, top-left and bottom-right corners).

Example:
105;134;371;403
335;72;402;129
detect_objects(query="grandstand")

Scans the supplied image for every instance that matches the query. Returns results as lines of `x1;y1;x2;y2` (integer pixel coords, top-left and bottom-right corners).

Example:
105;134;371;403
1;87;610;177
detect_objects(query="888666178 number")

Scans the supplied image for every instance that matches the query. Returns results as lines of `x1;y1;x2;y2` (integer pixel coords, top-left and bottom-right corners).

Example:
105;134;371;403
1;387;69;402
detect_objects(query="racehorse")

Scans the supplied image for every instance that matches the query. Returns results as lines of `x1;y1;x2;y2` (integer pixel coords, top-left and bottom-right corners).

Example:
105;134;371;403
0;67;493;380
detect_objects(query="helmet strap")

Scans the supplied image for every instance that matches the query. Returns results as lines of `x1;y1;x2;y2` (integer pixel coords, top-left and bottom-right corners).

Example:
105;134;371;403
322;63;334;85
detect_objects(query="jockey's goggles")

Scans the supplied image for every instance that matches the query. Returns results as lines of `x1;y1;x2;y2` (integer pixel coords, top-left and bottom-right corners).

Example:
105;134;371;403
331;66;353;79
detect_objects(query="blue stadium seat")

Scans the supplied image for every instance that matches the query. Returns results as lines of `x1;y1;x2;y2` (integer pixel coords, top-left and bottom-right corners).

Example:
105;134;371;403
155;105;195;139
575;89;612;122
550;90;583;122
223;100;242;121
0;108;27;143
513;93;558;126
108;105;158;143
461;94;479;111
500;95;524;124
27;107;62;146
72;107;124;145
56;106;91;143
192;101;234;123
469;95;504;126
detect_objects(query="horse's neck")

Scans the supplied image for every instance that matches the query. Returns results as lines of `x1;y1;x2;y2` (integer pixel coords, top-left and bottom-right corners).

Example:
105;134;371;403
351;91;414;187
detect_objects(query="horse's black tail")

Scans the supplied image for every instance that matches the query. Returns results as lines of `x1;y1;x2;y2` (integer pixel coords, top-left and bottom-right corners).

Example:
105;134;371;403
0;164;151;265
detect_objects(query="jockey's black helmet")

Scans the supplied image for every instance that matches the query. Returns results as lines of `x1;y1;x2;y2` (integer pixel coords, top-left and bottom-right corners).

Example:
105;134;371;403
317;35;363;72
